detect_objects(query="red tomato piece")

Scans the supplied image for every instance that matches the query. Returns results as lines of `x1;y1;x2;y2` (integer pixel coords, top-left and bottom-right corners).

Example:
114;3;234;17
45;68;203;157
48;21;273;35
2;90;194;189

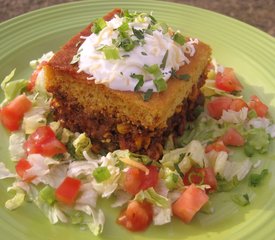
172;184;209;223
229;99;248;112
183;167;217;192
0;95;32;131
123;165;159;195
205;140;229;153
215;67;243;92
206;96;233;119
221;128;245;146
24;126;66;157
117;200;153;232
15;158;36;182
123;168;143;195
55;177;81;205
140;165;159;191
248;95;268;118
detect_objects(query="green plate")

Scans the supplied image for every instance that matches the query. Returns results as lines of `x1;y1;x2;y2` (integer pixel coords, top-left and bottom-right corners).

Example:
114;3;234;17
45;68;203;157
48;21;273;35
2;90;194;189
1;0;275;239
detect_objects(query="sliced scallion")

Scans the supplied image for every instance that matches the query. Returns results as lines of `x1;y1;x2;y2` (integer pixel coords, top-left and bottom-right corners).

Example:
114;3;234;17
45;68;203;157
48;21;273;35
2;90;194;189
102;46;120;60
92;18;107;34
173;32;185;45
153;78;167;92
142;89;153;101
93;166;111;183
160;50;169;69
131;73;144;91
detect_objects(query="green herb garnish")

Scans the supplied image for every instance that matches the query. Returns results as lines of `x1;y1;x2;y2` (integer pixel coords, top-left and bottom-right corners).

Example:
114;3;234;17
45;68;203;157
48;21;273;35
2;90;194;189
178;74;190;81
93;166;111;183
160;50;169;69
92;18;107;34
141;51;147;56
153;78;167;92
131;73;144;91
132;28;144;40
173;32;185;45
142;89;153;101
102;46;120;60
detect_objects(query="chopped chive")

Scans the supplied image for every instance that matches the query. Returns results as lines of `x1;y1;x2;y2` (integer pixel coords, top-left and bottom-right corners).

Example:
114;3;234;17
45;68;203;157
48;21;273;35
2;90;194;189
148;15;157;25
178;74;190;81
102;46;120;60
153;78;167;92
122;54;130;58
92;18;107;34
131;73;144;91
118;22;130;32
142;89;153;101
117;35;135;52
141;51;147;56
93;166;111;183
132;27;144;40
160;50;169;69
173;32;185;45
144;64;162;78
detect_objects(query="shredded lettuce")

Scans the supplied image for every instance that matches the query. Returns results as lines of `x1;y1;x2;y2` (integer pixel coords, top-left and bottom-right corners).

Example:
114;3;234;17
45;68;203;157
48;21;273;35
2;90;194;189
5;185;25;210
135;187;169;208
153;206;171;225
221;108;248;124
0;69;28;106
73;133;92;159
8;131;26;161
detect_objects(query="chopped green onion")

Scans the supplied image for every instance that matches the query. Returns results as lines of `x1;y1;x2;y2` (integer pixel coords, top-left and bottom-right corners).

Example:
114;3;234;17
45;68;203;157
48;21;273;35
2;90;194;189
148;15;157;25
153;78;167;92
178;74;190;81
173;32;185;45
39;186;56;205
118;22;130;33
117;36;135;52
131;73;144;91
174;162;184;178
232;193;250;206
141;51;147;56
142;89;153;101
160;50;169;69
102;46;120;60
144;64;162;78
132;28;144;40
92;18;107;34
249;169;268;187
165;172;179;190
93;166;111;183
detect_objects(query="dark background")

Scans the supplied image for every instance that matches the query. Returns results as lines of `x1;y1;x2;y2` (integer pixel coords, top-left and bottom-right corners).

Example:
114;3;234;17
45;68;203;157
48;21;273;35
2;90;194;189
1;0;275;37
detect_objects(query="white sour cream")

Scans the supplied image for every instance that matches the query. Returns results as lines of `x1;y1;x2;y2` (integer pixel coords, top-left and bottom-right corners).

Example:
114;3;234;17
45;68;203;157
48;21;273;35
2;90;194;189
77;13;198;92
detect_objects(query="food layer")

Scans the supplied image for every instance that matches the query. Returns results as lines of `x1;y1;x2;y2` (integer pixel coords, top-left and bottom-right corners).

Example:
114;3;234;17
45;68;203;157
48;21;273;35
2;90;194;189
45;9;211;159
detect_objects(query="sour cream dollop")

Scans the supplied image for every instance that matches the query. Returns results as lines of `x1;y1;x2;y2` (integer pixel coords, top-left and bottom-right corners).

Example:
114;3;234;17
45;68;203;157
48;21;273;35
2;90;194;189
77;12;198;92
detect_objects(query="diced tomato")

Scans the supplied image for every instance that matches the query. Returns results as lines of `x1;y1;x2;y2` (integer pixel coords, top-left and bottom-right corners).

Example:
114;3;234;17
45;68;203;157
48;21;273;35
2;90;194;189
172;184;209;223
117;200;153;231
0;95;32;131
27;61;47;92
183;167;217;192
123;168;143;195
229;99;248;112
220;128;245;146
248;95;268;118
123;165;159;195
55;177;81;205
206;96;233;119
215;67;243;92
24;126;66;157
140;165;159;190
205;140;229;153
15;158;36;182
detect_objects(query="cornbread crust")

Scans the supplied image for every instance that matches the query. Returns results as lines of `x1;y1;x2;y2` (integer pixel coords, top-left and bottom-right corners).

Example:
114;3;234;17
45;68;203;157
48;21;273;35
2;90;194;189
44;9;211;159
